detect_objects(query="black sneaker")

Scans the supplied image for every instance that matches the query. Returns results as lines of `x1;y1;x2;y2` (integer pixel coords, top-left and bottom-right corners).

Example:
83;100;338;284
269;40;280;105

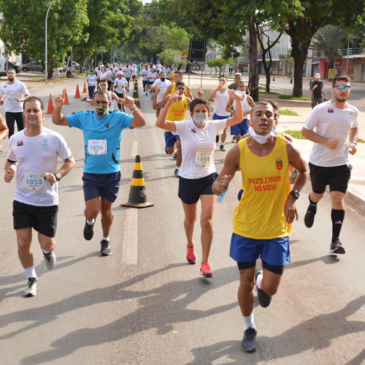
256;269;272;308
216;135;219;143
100;240;112;256
84;219;95;241
241;327;257;353
219;144;225;151
304;209;316;228
330;239;345;254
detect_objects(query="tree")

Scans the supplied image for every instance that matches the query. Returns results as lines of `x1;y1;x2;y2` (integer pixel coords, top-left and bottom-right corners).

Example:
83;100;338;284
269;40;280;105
0;0;88;79
206;58;230;74
157;49;188;66
310;25;347;68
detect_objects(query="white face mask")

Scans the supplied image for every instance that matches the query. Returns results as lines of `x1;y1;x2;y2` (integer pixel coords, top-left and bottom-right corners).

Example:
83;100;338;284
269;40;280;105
249;127;277;144
237;90;245;95
193;113;208;126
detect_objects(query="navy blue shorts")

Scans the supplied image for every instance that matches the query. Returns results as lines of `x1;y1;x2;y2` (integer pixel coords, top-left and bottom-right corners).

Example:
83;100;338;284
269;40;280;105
82;172;121;203
164;131;180;148
178;173;218;205
142;80;149;87
230;119;248;136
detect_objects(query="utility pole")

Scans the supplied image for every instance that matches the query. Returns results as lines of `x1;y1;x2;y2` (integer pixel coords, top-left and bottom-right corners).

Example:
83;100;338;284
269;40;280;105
45;0;57;83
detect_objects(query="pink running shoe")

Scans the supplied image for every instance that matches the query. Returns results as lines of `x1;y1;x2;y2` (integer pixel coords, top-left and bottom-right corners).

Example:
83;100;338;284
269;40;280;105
200;262;213;278
186;246;197;264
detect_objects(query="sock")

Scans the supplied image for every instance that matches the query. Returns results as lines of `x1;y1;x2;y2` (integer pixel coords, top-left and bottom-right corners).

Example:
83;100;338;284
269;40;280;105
216;135;219;143
331;209;345;242
24;266;37;279
243;313;256;330
308;196;318;214
102;236;110;241
42;250;51;255
86;218;95;225
256;273;263;289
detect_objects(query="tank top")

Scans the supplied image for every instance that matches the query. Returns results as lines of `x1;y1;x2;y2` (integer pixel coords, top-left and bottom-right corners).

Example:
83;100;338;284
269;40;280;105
233;137;291;239
233;94;250;113
170;83;188;96
213;88;231;117
166;96;188;122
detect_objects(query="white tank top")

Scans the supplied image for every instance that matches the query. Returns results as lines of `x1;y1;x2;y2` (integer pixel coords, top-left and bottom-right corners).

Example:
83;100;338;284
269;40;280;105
213;88;231;117
233;94;250;113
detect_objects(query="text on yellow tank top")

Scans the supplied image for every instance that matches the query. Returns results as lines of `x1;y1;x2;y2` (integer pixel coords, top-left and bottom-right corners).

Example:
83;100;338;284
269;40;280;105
170;83;188;96
165;96;189;131
233;137;291;239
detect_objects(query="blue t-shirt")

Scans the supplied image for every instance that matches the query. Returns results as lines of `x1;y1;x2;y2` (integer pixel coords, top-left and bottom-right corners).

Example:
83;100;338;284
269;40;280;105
66;110;133;174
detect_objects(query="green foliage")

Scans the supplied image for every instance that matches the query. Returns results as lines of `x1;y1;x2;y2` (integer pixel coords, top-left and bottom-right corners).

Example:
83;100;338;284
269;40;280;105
278;108;299;116
206;58;228;69
278;95;311;101
157;49;188;66
284;130;306;139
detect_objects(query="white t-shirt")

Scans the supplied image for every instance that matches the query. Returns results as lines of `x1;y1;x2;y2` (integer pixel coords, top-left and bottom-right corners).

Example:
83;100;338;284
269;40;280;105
7;128;72;206
0;80;29;113
148;72;157;83
123;67;131;78
304;100;359;167
163;67;171;78
87;75;97;86
131;67;137;76
151;79;171;103
107;70;113;79
114;77;128;94
141;70;149;81
157;64;162;72
175;119;227;179
113;67;119;76
95;68;102;76
233;93;251;117
99;72;108;80
213;88;231;117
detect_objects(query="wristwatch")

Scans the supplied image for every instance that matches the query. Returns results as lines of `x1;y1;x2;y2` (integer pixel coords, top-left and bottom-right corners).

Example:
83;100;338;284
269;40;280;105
54;173;62;182
290;190;300;199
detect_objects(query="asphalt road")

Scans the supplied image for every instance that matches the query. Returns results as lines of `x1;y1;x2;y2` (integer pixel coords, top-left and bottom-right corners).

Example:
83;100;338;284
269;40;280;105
0;79;365;364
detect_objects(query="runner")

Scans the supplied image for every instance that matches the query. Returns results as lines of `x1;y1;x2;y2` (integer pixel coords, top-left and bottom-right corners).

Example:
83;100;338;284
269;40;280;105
4;96;75;297
212;100;308;352
156;92;245;277
114;71;128;112
86;70;97;99
209;75;231;151
151;72;171;117
141;66;150;94
123;64;132;91
95;64;102;89
302;75;359;254
107;66;114;91
131;64;137;81
52;90;146;256
137;62;142;78
0;69;30;138
0;114;9;152
147;68;157;97
162;71;194;100
226;81;255;143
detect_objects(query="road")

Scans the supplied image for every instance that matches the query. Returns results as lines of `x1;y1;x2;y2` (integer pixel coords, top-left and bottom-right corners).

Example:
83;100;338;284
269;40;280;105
0;79;365;365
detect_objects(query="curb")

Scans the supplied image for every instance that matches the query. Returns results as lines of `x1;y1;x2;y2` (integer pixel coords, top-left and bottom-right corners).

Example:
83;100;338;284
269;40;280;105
346;187;365;215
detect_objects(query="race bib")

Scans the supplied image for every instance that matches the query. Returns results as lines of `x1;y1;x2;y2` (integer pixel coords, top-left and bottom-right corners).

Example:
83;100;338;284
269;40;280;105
196;151;213;167
24;172;44;191
7;96;17;104
88;140;107;155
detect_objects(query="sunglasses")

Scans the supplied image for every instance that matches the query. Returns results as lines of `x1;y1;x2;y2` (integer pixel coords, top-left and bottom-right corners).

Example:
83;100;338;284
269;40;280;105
335;85;350;91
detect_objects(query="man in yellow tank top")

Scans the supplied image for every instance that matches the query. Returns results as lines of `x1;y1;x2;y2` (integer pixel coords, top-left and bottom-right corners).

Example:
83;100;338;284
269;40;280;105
162;71;194;99
212;101;308;353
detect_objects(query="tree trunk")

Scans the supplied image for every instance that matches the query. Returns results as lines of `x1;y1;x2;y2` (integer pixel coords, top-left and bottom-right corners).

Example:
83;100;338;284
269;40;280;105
48;58;54;80
248;19;259;101
261;49;272;92
291;38;310;97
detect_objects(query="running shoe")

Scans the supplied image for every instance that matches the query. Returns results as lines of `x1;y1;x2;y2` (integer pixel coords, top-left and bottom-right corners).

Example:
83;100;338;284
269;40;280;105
173;150;178;159
232;136;236;143
255;269;272;308
84;219;95;241
100;239;112;256
304;209;316;228
145;92;148;96
330;239;345;254
200;262;213;278
174;168;179;178
241;328;257;353
24;277;37;297
187;246;197;264
220;144;225;151
43;251;56;270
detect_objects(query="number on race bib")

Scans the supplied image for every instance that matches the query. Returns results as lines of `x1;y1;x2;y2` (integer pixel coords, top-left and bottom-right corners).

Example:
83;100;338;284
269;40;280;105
88;140;107;155
196;151;213;167
24;173;44;191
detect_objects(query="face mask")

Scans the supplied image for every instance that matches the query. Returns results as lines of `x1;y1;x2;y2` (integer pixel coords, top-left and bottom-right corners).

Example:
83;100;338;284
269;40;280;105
193;113;208;126
160;78;166;82
93;106;108;117
237;90;245;95
249;127;277;144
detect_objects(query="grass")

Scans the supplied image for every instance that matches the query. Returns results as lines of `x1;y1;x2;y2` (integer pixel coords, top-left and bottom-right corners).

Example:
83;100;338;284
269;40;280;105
29;77;65;83
357;138;365;143
278;94;311;101
278;108;299;116
207;98;214;102
260;91;282;95
284;130;306;139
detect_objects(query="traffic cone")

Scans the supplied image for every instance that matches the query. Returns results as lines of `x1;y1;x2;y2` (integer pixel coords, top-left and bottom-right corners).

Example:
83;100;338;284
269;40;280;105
75;84;81;98
121;155;154;209
82;81;87;93
46;94;54;114
133;79;141;108
63;88;70;105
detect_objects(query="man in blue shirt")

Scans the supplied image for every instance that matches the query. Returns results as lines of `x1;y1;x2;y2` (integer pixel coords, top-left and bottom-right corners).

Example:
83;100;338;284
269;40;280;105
52;90;146;256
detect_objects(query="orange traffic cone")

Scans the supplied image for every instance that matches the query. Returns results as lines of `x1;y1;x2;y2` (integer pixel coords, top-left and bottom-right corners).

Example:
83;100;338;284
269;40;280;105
75;84;81;98
47;94;54;114
121;155;154;209
63;88;70;105
82;81;87;93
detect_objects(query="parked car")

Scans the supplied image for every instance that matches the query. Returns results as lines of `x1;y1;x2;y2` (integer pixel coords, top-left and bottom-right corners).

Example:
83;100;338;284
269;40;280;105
0;60;21;77
22;61;44;72
63;61;80;71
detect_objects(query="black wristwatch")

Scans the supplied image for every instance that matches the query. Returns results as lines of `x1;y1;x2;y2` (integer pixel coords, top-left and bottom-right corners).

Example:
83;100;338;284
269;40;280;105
54;173;62;182
290;190;300;199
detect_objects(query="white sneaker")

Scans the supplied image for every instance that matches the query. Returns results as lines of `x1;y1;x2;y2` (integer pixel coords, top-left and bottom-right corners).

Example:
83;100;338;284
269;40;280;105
24;277;37;297
44;251;56;270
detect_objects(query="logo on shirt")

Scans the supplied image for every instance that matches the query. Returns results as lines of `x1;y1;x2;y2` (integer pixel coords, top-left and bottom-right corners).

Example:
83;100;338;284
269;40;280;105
348;112;353;119
327;108;334;113
17;140;23;146
42;138;48;151
275;157;283;170
191;128;196;133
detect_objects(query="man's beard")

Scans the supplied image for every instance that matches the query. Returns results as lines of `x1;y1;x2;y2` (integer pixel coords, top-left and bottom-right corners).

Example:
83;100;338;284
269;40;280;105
8;77;14;82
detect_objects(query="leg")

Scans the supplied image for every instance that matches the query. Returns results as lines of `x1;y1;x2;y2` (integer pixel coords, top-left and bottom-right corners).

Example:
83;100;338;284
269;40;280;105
16;228;33;269
330;191;346;246
38;233;56;253
330;191;346;210
181;201;198;248
84;197;101;221
238;267;256;316
5;112;15;138
166;145;175;155
235;134;241;143
100;198;113;238
176;139;182;168
199;194;216;263
309;191;325;203
260;268;283;296
221;127;227;143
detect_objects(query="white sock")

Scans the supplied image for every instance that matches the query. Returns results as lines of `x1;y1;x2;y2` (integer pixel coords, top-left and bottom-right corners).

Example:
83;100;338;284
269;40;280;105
24;266;37;279
243;313;256;330
102;236;110;241
42;250;51;254
256;273;263;289
86;218;95;225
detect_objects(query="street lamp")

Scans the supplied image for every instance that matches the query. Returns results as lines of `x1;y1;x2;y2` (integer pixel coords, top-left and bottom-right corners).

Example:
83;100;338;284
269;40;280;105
45;0;57;83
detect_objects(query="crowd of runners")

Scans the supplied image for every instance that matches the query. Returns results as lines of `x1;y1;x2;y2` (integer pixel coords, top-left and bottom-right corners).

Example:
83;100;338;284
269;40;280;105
1;59;360;353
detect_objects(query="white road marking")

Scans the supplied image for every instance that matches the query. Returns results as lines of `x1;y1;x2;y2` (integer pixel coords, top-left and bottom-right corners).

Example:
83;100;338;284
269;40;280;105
131;140;138;157
123;207;138;265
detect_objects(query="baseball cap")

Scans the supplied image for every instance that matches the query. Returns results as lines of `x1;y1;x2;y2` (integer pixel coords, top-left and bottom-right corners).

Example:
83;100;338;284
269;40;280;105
315;73;320;78
234;73;242;77
118;71;123;75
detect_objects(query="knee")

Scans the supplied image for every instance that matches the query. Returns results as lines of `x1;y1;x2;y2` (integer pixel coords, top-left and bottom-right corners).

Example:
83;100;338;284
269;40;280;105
262;285;278;296
201;218;213;230
17;238;31;252
86;207;99;218
101;206;112;218
240;278;255;294
185;216;197;226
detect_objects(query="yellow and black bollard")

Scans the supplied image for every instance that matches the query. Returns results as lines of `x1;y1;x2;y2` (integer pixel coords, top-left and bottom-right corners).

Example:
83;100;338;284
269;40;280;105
133;78;141;108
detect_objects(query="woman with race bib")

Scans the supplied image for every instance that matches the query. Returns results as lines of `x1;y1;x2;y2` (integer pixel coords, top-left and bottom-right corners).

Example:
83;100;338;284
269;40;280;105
156;92;244;278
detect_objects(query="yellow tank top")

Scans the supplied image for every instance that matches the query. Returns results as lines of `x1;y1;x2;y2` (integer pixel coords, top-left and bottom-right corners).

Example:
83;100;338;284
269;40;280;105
166;96;188;122
170;72;175;83
233;137;291;239
170;83;188;96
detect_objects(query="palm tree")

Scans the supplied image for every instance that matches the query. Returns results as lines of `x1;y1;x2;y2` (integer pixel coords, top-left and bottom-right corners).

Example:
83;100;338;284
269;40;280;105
310;25;347;68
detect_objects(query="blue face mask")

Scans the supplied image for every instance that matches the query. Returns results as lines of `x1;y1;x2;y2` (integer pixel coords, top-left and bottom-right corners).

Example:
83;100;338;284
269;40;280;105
93;106;108;117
